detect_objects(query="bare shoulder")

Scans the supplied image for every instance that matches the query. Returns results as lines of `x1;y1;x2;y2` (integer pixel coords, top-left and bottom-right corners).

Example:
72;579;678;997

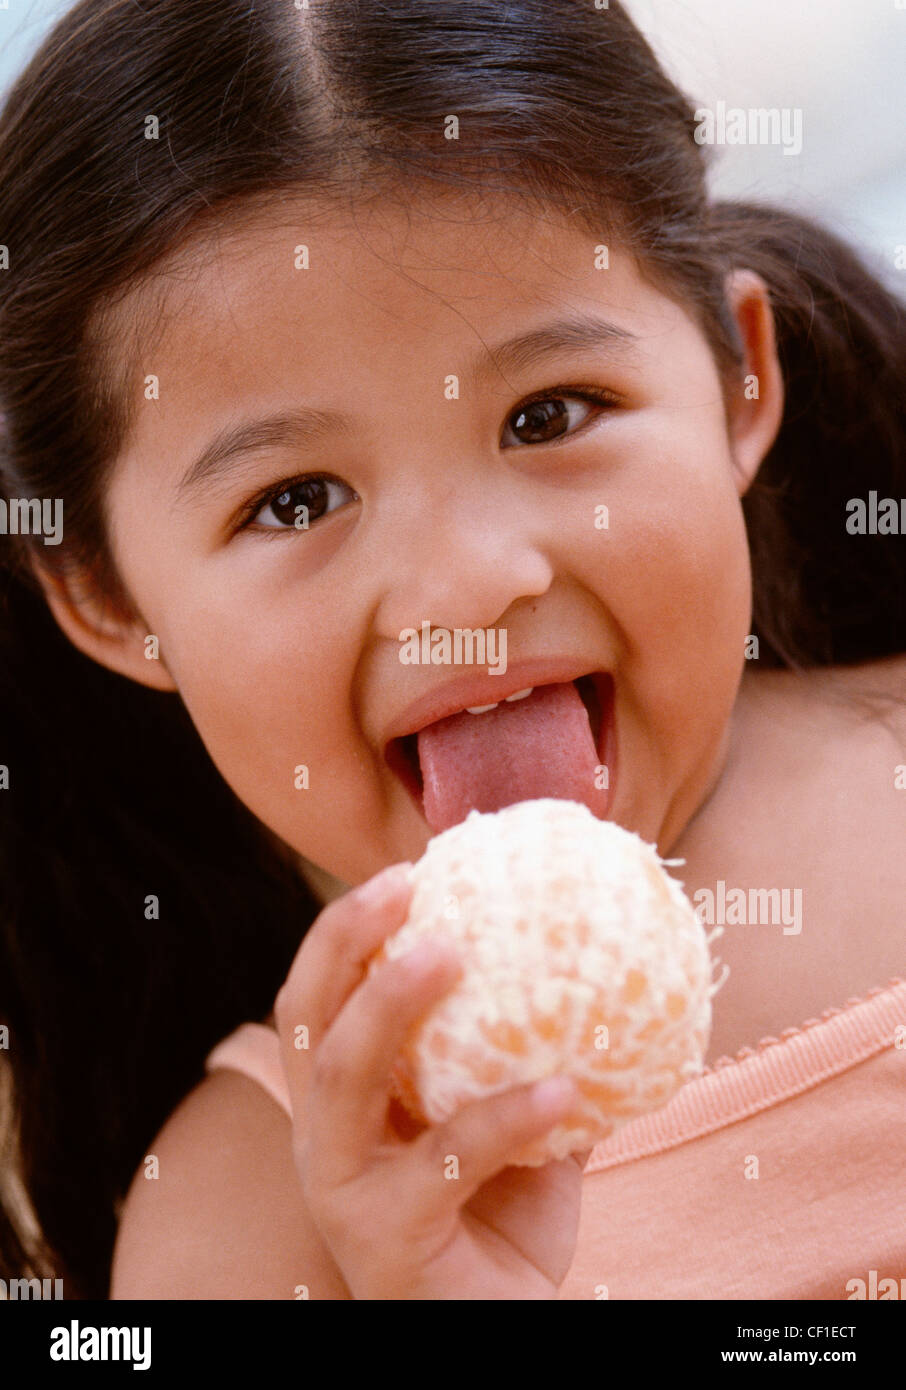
733;651;906;830
806;651;906;728
110;1066;348;1300
735;651;906;747
684;653;906;1061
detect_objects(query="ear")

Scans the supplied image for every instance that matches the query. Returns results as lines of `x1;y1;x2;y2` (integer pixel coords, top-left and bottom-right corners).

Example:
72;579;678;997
722;268;785;496
31;560;178;692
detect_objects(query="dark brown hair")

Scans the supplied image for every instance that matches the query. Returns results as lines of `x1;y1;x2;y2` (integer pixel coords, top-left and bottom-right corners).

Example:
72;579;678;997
1;0;904;1299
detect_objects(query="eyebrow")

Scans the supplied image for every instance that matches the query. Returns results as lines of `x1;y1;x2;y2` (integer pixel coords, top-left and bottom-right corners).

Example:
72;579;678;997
173;310;637;503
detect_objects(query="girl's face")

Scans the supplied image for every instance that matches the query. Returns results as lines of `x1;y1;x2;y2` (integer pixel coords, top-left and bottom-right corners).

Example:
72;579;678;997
78;191;781;887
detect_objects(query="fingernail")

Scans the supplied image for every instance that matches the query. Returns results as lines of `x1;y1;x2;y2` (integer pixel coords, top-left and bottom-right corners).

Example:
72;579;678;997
400;937;461;975
531;1077;576;1115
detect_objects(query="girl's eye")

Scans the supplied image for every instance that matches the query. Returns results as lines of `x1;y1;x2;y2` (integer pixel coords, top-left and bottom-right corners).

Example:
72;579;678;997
237;386;617;534
242;475;358;532
501;388;618;447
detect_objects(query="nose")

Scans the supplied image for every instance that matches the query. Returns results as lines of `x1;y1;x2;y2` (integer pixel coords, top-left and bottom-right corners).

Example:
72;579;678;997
370;489;555;639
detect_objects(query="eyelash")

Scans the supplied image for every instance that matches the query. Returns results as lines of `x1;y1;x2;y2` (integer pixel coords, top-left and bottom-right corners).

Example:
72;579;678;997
233;383;621;536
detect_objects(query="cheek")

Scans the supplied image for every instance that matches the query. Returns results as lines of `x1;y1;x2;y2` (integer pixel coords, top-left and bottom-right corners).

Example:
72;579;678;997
160;598;359;840
625;483;750;653
575;405;750;624
573;415;751;758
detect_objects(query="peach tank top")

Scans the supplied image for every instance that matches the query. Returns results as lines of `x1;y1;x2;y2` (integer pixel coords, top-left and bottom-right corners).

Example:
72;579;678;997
205;978;906;1299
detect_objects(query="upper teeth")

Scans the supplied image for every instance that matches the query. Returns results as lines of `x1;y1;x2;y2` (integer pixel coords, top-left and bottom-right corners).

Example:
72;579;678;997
465;687;533;715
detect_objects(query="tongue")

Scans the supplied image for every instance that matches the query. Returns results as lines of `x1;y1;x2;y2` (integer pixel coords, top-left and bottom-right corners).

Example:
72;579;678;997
417;681;607;833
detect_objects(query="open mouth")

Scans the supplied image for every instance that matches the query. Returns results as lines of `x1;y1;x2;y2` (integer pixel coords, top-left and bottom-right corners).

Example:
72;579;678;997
385;672;615;817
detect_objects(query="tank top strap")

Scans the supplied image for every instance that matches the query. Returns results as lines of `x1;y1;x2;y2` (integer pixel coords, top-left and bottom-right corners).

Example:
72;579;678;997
205;1021;292;1119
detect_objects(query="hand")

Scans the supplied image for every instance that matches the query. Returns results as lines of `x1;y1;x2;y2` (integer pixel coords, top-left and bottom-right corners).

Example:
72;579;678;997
273;862;587;1300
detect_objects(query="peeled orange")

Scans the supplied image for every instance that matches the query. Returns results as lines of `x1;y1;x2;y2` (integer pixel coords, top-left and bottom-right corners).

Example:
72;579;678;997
370;798;715;1166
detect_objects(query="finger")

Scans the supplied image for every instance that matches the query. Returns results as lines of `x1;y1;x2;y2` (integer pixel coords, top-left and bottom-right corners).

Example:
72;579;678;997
275;862;415;1039
302;937;464;1184
274;862;415;1114
400;1077;580;1223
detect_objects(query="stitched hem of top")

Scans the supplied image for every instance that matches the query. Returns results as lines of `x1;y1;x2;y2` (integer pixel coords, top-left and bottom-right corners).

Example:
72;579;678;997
204;980;906;1175
702;976;906;1073
582;976;906;1174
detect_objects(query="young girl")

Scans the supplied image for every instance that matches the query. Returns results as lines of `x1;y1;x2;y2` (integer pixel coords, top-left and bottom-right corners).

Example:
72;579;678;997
1;0;903;1301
